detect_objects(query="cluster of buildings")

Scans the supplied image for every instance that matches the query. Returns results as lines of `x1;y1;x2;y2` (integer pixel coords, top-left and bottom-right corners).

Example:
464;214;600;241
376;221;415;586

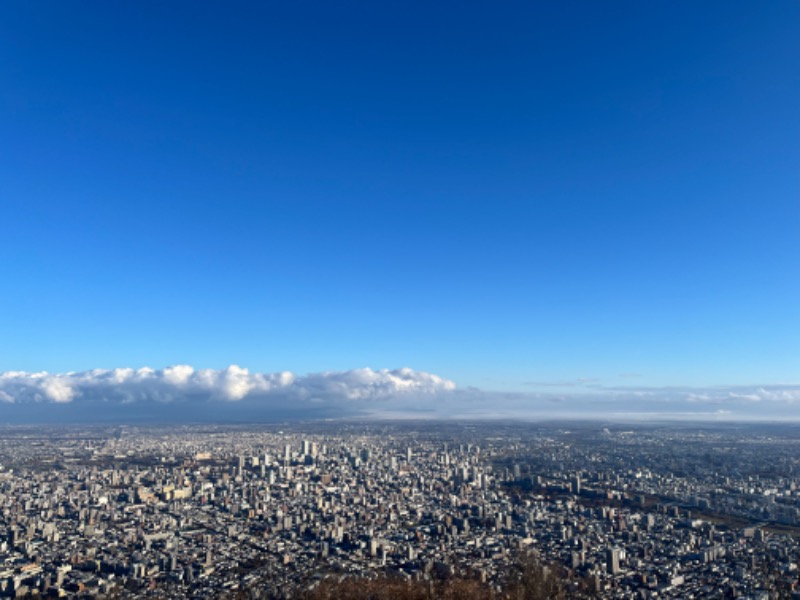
0;422;797;598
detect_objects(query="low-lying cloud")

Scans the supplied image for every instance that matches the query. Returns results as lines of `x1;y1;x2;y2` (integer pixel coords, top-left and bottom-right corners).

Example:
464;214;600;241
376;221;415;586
1;366;799;422
0;366;456;406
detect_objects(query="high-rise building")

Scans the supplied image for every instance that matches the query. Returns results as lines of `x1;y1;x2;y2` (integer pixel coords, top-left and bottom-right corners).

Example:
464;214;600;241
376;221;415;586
606;547;620;575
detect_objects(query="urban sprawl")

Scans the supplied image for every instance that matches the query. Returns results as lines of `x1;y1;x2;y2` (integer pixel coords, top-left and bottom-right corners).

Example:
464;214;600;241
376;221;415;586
0;422;798;598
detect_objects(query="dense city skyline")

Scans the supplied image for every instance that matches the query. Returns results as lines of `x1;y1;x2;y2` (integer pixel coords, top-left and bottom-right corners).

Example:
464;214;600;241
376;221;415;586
0;421;797;597
2;2;799;420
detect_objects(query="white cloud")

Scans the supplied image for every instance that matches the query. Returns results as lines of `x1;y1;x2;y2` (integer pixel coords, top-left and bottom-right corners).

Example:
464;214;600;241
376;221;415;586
0;366;457;406
1;367;799;421
163;365;195;386
41;377;76;403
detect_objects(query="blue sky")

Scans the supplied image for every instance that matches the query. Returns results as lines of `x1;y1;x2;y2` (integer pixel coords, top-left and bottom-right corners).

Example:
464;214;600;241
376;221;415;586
1;1;799;406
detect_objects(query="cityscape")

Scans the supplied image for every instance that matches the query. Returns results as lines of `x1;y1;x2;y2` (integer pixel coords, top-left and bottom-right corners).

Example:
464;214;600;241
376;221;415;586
3;2;799;599
0;421;798;598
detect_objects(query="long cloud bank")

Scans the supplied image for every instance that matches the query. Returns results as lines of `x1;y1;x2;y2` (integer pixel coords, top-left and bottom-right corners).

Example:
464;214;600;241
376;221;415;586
0;366;456;406
1;366;799;422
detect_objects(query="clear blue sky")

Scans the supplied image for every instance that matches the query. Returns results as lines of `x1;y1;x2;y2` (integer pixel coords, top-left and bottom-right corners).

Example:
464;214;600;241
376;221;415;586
2;1;798;392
